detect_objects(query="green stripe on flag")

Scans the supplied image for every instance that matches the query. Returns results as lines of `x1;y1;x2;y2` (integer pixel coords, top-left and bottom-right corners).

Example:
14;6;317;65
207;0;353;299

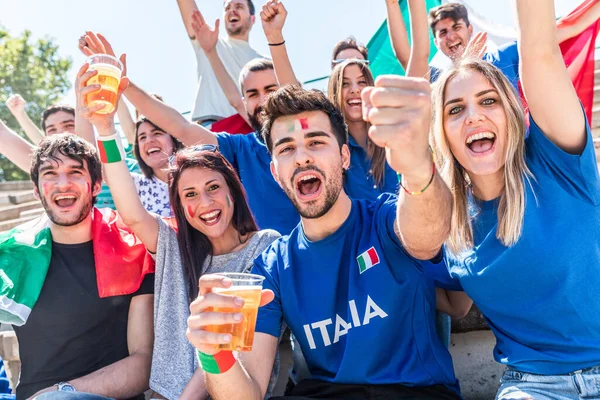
198;351;221;374
357;255;367;273
99;138;124;163
367;0;442;78
0;216;52;325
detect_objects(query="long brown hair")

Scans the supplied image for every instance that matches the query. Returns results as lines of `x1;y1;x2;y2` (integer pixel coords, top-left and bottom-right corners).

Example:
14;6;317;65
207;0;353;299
328;60;387;186
169;147;258;301
134;117;184;179
431;58;534;254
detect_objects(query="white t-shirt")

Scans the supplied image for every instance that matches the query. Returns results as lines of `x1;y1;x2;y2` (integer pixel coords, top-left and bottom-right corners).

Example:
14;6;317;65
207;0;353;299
191;36;262;122
132;173;172;217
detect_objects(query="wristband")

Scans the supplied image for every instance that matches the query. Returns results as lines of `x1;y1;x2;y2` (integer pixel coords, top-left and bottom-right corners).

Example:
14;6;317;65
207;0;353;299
397;147;436;196
268;40;285;46
198;350;236;374
97;132;126;163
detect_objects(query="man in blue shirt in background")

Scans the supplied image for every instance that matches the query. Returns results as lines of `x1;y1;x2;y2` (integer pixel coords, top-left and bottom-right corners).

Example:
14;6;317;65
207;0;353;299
187;79;471;399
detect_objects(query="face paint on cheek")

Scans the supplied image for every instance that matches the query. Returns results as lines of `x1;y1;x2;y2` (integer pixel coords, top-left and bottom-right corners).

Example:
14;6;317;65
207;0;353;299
85;182;90;194
226;194;232;208
187;204;195;219
42;183;52;197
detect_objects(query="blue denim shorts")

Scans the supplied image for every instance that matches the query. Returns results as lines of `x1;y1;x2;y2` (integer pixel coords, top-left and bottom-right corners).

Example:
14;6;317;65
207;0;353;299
496;365;600;399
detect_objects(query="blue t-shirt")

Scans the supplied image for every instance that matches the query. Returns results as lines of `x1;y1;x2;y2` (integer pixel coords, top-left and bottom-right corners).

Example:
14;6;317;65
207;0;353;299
252;194;460;391
345;135;398;200
431;41;520;94
216;132;300;235
448;114;600;374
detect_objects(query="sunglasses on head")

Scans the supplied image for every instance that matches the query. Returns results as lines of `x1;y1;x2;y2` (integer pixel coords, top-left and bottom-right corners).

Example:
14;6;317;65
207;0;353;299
331;58;370;66
168;144;219;165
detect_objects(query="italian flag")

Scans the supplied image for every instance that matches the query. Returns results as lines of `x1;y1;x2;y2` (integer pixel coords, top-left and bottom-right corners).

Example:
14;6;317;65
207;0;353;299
357;247;380;274
0;208;155;326
0;216;52;325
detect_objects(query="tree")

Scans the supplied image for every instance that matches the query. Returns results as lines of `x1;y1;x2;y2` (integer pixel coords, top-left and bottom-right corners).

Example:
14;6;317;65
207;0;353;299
0;28;72;181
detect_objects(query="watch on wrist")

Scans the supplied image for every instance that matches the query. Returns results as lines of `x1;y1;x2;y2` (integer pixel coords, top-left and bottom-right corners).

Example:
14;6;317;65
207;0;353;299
56;382;77;392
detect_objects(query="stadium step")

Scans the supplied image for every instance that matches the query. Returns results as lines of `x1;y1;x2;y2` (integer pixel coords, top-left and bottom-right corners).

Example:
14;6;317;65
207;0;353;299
0;200;42;222
0;215;40;232
19;207;44;219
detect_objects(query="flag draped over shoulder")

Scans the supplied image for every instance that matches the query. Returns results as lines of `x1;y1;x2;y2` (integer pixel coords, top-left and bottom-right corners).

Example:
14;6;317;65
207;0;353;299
210;113;253;135
558;0;600;124
0;207;155;326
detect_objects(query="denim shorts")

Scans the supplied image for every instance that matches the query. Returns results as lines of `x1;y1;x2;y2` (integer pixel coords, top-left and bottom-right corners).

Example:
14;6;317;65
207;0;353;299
496;365;600;399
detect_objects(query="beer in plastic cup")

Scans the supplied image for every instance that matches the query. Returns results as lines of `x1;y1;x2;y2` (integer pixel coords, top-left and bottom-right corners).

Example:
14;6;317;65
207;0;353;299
85;55;123;114
206;273;264;352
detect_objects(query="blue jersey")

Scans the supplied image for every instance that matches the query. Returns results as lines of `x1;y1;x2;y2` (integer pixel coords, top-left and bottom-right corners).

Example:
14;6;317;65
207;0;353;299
345;136;398;200
217;132;300;235
448;114;600;374
431;41;520;94
252;194;460;391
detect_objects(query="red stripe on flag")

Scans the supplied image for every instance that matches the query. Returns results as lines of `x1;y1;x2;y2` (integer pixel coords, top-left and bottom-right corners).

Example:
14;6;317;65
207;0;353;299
97;140;108;163
367;247;380;265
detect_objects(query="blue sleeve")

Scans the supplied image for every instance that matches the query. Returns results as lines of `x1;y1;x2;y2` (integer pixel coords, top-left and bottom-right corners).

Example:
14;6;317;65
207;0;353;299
251;244;283;338
430;66;442;83
421;250;463;291
215;132;241;170
526;110;600;204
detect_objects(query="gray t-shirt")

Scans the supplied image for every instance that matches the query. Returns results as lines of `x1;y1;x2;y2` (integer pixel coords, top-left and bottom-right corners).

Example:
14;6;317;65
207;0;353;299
150;217;280;399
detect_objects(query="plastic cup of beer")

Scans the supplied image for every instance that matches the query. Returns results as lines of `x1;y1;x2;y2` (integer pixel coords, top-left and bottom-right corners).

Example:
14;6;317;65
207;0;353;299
207;273;265;352
85;54;123;114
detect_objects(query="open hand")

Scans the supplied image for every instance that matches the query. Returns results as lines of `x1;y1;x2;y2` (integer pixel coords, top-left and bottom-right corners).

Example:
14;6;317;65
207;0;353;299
361;75;432;176
191;11;220;54
186;274;274;355
78;32;128;77
260;0;287;43
464;31;487;60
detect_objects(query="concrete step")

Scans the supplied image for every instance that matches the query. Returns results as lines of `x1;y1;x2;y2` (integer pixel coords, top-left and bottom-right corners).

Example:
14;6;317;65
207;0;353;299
0;181;32;192
8;191;36;205
0;215;39;232
19;208;44;219
0;200;41;222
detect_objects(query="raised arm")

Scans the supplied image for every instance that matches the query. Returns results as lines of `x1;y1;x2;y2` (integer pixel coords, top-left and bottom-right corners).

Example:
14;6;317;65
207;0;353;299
405;0;431;78
76;62;159;253
385;0;410;71
187;275;278;400
79;31;217;147
116;98;137;146
436;288;472;319
362;76;452;260
5;95;45;145
260;1;300;86
190;10;250;125
177;0;201;39
0;119;36;172
516;0;585;153
557;0;600;44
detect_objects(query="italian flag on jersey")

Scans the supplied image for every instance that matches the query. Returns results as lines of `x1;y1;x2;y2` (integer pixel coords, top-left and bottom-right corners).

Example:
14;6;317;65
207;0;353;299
357;247;380;274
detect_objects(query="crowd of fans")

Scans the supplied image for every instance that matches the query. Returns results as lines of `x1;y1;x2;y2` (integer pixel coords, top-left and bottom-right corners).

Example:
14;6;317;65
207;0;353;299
0;0;599;399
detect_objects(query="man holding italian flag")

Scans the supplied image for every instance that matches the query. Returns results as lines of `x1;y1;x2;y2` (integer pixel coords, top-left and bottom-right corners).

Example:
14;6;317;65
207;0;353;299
0;128;154;396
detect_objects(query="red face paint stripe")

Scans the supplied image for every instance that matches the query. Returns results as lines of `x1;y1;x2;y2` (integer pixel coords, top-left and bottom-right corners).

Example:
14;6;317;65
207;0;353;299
187;205;195;218
299;118;309;130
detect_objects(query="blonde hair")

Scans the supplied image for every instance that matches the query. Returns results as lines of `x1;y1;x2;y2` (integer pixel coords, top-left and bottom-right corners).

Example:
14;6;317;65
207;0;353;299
431;58;534;255
328;60;387;186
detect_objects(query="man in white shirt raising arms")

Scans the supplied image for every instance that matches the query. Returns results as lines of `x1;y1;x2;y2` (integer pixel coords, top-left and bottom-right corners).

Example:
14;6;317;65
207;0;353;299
177;0;263;125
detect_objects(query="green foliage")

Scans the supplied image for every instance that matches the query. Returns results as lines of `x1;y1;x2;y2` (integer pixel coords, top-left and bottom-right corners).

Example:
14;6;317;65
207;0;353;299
0;28;72;181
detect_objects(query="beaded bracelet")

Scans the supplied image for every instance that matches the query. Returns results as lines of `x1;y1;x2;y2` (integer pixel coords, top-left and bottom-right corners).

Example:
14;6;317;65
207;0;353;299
198;350;236;374
397;148;436;196
96;132;126;164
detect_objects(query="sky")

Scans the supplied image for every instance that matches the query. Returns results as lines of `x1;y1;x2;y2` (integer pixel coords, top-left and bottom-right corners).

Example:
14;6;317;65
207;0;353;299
0;0;579;116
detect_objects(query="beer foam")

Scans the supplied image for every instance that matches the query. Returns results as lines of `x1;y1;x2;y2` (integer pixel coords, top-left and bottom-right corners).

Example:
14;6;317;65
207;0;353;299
90;63;121;77
213;285;262;293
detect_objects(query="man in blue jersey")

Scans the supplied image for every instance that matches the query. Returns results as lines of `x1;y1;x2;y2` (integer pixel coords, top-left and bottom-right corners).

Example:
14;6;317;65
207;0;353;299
186;81;471;399
428;2;600;87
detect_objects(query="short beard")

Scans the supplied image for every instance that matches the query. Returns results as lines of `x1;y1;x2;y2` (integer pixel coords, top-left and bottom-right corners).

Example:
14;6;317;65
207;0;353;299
248;107;263;136
40;196;92;227
282;162;344;219
226;18;251;37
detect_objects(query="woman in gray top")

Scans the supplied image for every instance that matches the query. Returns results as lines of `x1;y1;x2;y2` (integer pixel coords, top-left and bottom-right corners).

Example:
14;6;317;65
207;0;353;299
96;142;280;399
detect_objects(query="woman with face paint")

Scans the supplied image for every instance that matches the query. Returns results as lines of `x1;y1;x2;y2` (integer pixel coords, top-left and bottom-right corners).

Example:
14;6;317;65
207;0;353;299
77;62;281;399
431;1;600;398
